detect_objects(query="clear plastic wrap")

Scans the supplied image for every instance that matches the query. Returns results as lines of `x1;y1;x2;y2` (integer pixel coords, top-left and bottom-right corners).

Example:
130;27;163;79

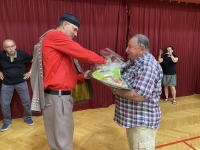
92;48;130;89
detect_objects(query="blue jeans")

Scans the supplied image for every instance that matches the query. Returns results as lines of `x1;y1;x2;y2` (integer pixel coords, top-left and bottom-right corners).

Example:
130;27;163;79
0;82;32;124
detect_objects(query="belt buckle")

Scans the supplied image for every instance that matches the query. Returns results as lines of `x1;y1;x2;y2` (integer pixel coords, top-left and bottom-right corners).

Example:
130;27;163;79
58;90;61;97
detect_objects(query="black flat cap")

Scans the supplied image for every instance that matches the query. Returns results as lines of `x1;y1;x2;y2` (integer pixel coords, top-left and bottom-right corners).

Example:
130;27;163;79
59;13;80;28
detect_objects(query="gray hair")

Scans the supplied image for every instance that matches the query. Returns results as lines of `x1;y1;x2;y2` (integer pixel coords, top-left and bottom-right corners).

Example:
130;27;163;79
131;34;150;51
57;20;64;27
57;21;71;27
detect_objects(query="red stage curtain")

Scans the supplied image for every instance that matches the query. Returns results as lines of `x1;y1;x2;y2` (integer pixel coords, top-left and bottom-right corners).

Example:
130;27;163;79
129;0;200;97
0;0;127;119
0;0;200;120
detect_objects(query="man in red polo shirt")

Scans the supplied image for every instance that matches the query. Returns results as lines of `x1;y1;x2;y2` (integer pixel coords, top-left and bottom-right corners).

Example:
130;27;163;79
41;13;106;150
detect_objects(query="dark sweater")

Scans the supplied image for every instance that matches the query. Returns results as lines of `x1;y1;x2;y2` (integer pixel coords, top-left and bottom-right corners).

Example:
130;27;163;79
0;50;32;85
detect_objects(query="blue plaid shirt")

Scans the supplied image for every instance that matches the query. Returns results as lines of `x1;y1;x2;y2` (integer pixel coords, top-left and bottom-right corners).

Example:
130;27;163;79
114;52;163;129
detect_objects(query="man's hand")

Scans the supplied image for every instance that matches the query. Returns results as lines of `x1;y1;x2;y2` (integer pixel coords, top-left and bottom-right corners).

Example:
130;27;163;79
84;70;92;79
0;71;4;80
23;72;31;80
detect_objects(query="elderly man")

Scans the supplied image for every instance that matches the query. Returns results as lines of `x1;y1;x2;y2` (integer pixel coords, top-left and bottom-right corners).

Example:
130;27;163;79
31;13;106;150
108;34;163;150
0;39;34;132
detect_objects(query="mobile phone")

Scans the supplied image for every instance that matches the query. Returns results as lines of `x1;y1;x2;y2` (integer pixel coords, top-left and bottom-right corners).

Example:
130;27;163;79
162;49;168;54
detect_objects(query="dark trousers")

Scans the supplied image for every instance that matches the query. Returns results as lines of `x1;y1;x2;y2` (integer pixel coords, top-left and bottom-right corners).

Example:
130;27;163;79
0;81;32;124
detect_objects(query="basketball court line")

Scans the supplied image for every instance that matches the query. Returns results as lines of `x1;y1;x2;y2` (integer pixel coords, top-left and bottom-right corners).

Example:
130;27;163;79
156;135;200;149
183;141;196;150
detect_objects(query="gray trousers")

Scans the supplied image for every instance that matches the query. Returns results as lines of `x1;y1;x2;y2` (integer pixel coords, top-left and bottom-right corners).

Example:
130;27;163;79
0;81;32;124
42;93;74;150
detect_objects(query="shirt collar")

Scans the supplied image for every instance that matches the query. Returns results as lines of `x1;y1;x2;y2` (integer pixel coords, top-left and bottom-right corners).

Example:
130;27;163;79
133;52;149;65
6;50;17;58
121;52;149;71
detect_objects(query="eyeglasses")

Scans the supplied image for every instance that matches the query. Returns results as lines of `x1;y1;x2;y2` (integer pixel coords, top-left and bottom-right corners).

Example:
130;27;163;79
4;44;16;49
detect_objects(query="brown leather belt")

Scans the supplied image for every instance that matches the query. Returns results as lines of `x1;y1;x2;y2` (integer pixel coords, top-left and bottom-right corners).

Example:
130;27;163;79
44;89;71;95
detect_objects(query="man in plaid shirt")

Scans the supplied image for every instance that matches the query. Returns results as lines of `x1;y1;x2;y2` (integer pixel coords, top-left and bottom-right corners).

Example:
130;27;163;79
110;34;163;150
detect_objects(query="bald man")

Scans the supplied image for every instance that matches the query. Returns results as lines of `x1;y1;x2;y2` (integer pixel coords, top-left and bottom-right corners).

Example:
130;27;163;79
0;39;34;132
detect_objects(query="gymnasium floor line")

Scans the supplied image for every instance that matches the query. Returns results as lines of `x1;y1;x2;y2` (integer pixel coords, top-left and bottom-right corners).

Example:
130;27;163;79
156;135;200;149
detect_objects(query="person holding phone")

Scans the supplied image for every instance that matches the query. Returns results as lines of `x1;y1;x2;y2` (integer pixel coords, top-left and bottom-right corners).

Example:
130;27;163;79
158;46;178;104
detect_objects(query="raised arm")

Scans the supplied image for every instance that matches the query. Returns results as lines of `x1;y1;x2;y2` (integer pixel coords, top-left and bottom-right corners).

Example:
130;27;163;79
158;50;163;63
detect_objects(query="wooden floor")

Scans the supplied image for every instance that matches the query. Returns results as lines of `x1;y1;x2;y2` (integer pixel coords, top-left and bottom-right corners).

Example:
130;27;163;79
0;94;200;150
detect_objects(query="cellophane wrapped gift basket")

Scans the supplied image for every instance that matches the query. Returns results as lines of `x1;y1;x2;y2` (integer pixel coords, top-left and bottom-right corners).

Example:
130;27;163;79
92;48;130;89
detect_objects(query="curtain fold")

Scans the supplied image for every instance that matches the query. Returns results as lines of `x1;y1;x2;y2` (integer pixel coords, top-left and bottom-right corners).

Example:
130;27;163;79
0;0;127;119
129;0;200;97
0;0;200;120
72;0;127;111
